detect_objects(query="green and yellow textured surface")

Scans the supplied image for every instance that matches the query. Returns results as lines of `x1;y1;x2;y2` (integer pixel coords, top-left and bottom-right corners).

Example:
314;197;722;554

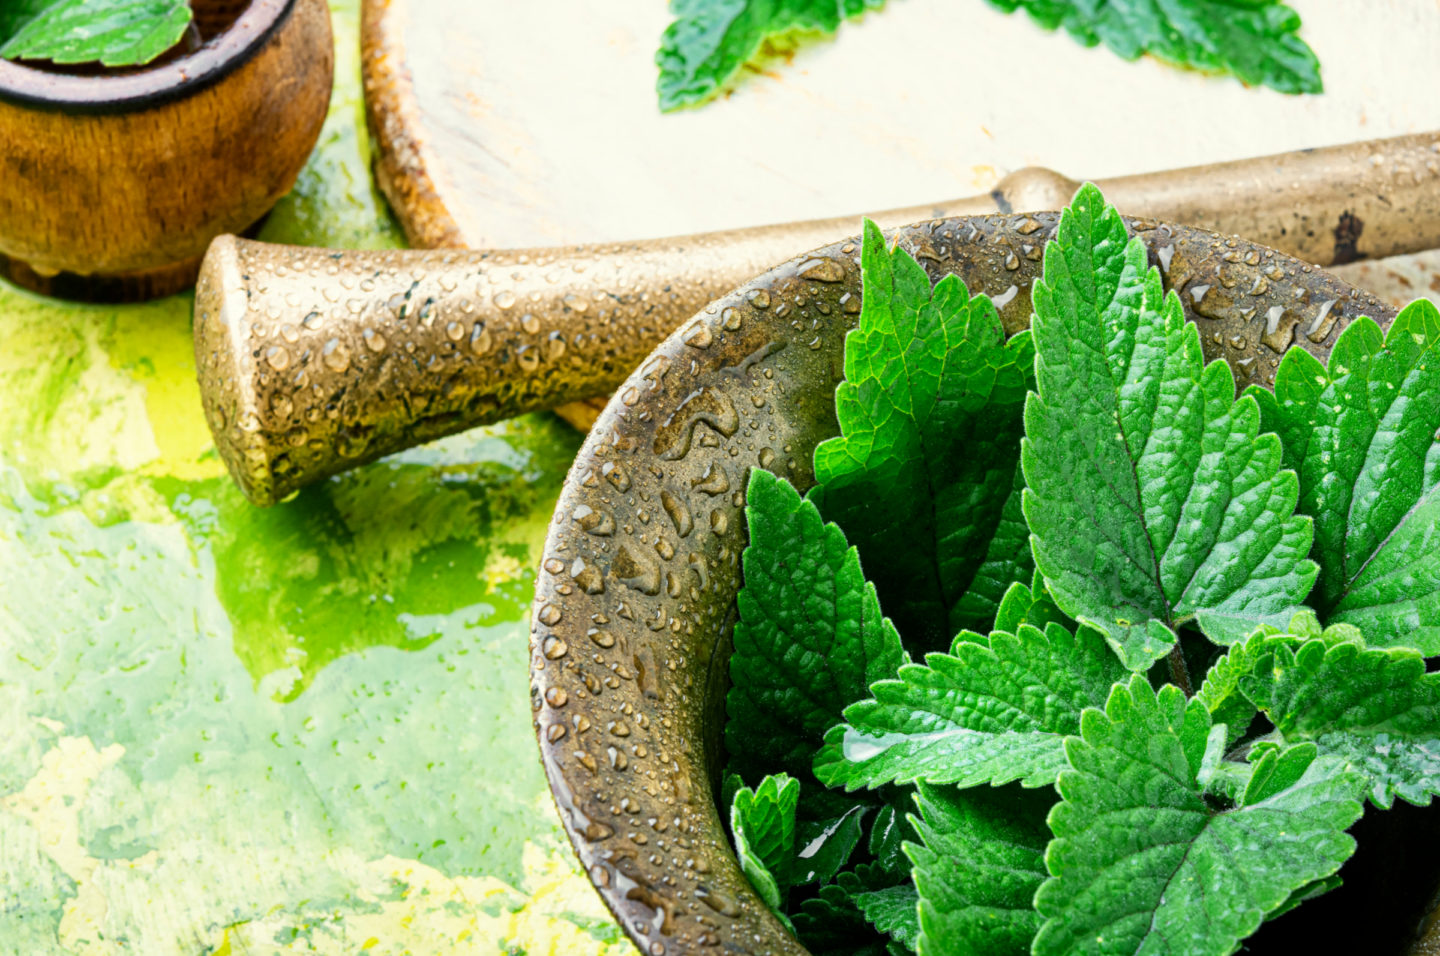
0;3;633;952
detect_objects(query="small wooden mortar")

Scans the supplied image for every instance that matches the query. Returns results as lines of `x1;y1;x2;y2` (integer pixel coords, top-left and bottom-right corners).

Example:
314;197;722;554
528;216;1440;956
0;0;333;301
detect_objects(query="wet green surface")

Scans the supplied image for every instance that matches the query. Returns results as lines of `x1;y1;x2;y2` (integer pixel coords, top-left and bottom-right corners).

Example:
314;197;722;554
0;2;631;952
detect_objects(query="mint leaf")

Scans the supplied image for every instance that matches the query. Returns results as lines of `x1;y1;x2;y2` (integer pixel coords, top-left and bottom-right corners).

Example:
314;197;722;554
814;622;1126;791
987;0;1321;95
950;464;1039;630
656;0;885;111
0;0;191;68
811;218;1035;650
732;773;801;916
907;783;1050;956
1195;623;1303;745
791;803;868;885
728;469;906;782
794;882;892;956
1268;874;1343;921
1034;677;1364;956
795;862;909;955
868;796;920;878
1251;301;1440;654
994;569;1074;635
1240;638;1440;808
1249;345;1327;478
0;0;51;42
852;883;920;950
1022;183;1317;668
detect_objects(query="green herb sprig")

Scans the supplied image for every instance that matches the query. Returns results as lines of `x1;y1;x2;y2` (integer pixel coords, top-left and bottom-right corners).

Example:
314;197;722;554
723;185;1440;956
1;0;193;69
657;0;1322;111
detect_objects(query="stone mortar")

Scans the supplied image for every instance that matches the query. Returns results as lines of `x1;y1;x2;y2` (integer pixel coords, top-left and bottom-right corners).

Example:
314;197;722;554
529;213;1397;956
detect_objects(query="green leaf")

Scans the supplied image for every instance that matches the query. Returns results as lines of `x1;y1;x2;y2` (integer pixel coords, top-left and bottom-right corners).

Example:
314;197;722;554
656;0;885;111
1249;344;1327;477
814;622;1127;791
810;219;1035;651
1021;183;1317;668
1196;728;1253;802
0;0;52;43
1253;301;1440;654
731;773;801;914
794;882;892;956
906;783;1050;956
1195;625;1299;745
1033;677;1364;956
0;0;192;68
993;569;1075;635
795;862;908;955
868;796;920;878
950;466;1040;630
1240;638;1440;808
727;468;906;782
987;0;1322;95
790;803;868;886
853;883;920;950
1268;874;1343;921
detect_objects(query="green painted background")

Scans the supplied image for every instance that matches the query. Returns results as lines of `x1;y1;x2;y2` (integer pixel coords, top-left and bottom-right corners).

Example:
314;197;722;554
0;3;634;953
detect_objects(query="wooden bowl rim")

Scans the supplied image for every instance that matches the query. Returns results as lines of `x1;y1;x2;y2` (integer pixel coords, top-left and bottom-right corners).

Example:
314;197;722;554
530;212;1399;956
0;0;295;114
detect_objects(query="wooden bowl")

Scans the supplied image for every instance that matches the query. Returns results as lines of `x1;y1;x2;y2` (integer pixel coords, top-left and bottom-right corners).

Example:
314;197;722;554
0;0;332;301
528;214;1440;955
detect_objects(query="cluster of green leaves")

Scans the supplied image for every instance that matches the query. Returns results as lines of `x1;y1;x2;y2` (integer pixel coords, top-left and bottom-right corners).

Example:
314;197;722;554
1;0;192;69
656;0;1320;111
724;188;1440;956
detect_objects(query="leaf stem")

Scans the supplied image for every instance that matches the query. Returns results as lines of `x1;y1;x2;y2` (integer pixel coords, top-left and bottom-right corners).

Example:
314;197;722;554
1167;644;1194;697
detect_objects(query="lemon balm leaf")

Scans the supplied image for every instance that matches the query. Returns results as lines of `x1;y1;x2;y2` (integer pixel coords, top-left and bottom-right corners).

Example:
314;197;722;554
993;569;1074;635
727;469;907;783
656;0;885;111
1021;183;1317;668
907;783;1051;956
987;0;1321;95
1033;678;1364;956
731;773;801;916
851;883;920;950
1240;638;1440;809
1255;301;1440;654
813;622;1125;791
0;0;191;68
811;219;1035;651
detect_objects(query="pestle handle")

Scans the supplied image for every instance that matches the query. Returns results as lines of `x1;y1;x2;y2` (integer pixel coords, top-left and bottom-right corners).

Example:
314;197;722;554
195;131;1440;505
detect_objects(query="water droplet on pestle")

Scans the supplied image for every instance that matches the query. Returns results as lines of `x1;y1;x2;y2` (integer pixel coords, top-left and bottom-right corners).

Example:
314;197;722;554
322;338;351;373
470;322;492;355
1305;299;1340;344
661;491;693;537
797;257;845;283
570;557;606;594
683;321;713;349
